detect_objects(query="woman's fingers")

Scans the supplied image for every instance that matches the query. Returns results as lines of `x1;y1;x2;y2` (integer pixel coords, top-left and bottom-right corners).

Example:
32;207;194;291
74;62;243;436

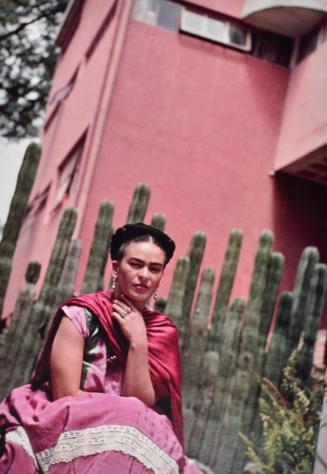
113;301;131;318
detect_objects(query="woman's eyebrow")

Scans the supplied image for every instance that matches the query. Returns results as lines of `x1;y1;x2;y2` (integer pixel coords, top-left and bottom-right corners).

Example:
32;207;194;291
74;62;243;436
129;258;164;267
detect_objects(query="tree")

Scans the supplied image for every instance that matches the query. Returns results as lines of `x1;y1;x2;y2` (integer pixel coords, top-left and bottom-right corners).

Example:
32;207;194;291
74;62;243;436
0;0;69;139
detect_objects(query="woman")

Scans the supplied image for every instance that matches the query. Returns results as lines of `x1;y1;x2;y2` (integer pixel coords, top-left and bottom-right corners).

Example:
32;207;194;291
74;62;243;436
0;223;202;473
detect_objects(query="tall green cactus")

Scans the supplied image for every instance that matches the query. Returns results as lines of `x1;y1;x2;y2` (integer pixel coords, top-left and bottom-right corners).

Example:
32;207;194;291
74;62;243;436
126;183;150;224
198;298;246;465
81;201;114;294
165;256;190;340
186;348;219;457
298;263;327;384
150;213;166;231
182;232;206;324
183;267;215;409
0;143;40;317
0;261;41;398
259;252;284;350
209;229;243;352
264;291;294;386
288;247;320;357
22;208;77;381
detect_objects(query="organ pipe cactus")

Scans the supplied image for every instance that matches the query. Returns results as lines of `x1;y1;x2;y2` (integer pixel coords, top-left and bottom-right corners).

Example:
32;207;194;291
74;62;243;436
24;208;77;379
0;261;41;398
198;298;246;465
150;213;166;231
81;200;114;293
288;247;320;357
182;232;206;324
209;229;243;352
183;267;215;409
0;181;326;474
298;263;327;384
165;256;190;341
0;143;40;317
259;252;284;349
126;183;150;224
186;348;219;455
264;292;294;387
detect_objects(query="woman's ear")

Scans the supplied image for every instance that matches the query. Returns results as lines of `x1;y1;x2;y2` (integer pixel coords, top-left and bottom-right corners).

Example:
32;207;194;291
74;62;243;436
112;260;118;276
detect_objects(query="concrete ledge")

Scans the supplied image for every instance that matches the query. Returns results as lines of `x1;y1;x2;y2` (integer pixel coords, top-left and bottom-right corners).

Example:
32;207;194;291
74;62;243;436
242;0;327;36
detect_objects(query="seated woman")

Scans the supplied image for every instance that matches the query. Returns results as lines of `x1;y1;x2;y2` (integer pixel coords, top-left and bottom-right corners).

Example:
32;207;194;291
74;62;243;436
0;223;202;473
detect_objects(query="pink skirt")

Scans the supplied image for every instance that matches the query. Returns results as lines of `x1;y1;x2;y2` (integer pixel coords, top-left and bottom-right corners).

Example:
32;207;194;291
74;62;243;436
0;385;200;473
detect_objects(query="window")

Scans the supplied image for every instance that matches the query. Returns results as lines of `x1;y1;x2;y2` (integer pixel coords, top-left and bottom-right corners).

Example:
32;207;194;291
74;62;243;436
54;134;85;206
180;8;251;52
132;0;181;32
86;1;117;59
295;21;327;64
252;30;294;67
131;0;296;66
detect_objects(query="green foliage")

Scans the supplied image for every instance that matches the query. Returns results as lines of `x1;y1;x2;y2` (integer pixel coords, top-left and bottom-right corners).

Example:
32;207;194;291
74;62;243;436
0;0;69;138
241;352;325;474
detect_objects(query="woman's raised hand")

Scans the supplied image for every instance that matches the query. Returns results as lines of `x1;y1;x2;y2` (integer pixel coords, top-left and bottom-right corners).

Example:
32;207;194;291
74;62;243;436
112;296;148;347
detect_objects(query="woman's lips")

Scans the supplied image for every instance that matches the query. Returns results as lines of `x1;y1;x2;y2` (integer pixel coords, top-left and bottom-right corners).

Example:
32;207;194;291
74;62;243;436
133;284;149;292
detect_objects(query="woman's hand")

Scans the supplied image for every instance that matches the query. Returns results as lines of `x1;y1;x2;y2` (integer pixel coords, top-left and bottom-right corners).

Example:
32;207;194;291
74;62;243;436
112;295;155;407
112;296;147;347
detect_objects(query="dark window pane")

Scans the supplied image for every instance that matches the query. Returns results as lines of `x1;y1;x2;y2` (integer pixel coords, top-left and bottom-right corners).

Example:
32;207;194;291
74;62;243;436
157;1;181;32
252;30;294;67
297;27;319;63
229;24;247;47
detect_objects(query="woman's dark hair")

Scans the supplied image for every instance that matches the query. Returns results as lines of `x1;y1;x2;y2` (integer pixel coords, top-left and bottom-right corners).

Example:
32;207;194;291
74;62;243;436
110;223;175;264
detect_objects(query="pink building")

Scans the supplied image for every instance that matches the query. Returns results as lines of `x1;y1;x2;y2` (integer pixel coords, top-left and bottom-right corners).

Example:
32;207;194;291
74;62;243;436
4;0;327;322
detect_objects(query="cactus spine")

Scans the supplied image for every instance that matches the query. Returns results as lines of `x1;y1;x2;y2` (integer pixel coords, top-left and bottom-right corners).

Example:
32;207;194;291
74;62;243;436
0;143;40;316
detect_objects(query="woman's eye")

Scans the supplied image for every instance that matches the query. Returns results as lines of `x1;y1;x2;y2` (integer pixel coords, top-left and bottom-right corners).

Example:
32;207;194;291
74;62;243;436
130;261;142;269
149;267;162;274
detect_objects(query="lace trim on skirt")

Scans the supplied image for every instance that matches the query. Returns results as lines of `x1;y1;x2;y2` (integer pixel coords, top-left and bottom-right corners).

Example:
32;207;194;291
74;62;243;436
35;424;179;473
6;426;38;468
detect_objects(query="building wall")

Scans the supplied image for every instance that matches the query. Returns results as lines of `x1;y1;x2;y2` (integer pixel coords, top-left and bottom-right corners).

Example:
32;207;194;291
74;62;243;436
4;0;327;324
275;39;327;170
77;19;291;299
187;0;244;17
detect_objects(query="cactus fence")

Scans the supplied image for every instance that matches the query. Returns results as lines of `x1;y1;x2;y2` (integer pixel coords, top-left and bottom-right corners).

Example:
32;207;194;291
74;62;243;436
0;181;326;473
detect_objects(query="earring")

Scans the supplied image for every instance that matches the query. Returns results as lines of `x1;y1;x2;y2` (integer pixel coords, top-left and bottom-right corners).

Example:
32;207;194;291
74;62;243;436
111;275;117;290
153;291;158;302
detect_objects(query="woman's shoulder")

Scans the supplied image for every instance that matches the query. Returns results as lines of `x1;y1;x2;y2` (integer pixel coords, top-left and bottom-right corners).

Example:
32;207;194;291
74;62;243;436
61;304;101;339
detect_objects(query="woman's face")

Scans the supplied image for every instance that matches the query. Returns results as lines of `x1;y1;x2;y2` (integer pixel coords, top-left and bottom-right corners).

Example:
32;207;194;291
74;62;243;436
112;239;166;306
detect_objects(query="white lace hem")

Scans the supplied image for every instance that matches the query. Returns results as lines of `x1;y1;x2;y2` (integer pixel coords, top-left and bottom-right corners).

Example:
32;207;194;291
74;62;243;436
36;424;179;473
6;426;38;468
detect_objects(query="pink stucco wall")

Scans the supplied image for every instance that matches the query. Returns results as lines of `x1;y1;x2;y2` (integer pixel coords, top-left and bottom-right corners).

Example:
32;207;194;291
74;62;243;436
4;0;327;327
187;0;244;17
77;20;290;300
275;39;327;170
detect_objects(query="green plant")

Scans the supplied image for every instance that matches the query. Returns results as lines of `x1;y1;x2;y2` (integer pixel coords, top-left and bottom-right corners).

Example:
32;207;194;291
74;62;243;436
240;352;324;474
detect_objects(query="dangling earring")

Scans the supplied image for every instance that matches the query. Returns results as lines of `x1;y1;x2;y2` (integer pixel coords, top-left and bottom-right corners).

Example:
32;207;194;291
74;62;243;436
153;291;158;302
111;275;117;290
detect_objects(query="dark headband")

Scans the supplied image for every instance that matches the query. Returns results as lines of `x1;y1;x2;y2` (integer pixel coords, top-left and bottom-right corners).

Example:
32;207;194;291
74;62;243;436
110;223;175;263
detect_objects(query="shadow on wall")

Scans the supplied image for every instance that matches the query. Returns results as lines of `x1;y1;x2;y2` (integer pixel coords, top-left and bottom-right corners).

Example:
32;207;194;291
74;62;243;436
272;171;327;326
